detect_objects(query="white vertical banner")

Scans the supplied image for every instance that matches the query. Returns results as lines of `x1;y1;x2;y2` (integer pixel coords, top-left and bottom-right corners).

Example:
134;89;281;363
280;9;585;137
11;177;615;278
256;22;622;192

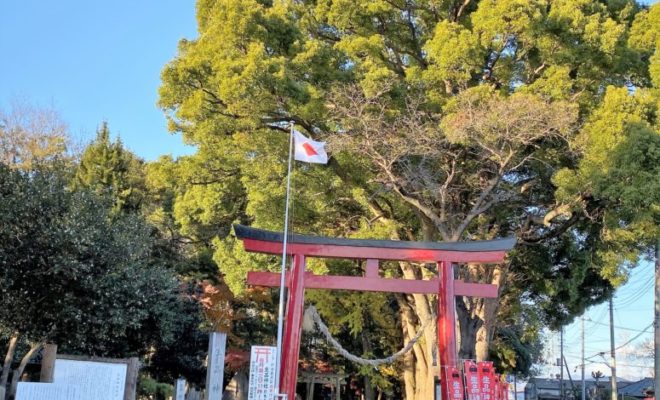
175;378;187;400
248;346;277;400
205;332;227;400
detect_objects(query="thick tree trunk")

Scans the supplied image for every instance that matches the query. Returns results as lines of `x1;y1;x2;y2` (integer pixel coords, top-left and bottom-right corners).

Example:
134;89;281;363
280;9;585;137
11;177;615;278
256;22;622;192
457;299;480;360
1;334;19;392
395;253;507;398
1;334;19;400
456;264;506;361
222;371;248;400
401;317;416;400
371;214;507;399
8;343;42;399
397;292;435;400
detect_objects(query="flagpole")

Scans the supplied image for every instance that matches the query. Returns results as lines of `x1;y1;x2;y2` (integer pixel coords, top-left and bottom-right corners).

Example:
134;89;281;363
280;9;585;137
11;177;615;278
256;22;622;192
274;121;295;400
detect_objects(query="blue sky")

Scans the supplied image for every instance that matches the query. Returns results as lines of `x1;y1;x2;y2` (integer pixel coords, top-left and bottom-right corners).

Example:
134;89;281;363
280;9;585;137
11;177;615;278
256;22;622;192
544;260;655;381
1;0;657;160
1;0;658;382
0;0;198;160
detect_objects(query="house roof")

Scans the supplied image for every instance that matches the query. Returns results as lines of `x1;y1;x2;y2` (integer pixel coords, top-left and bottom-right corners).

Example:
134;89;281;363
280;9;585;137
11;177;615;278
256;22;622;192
618;378;654;397
528;377;631;390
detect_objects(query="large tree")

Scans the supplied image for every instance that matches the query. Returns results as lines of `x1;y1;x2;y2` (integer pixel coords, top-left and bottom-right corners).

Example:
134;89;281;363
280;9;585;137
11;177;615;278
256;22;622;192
0;165;182;398
157;0;655;398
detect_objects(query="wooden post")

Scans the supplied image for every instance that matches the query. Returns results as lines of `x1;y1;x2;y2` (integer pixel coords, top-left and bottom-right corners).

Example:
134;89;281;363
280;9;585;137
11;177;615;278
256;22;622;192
365;259;379;278
205;332;227;400
175;378;187;400
306;376;315;400
188;388;201;400
124;357;139;400
39;344;58;383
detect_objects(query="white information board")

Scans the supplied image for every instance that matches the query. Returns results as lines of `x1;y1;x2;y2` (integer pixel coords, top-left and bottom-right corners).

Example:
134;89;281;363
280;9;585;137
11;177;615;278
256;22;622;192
247;346;277;400
205;332;227;400
16;382;82;400
54;359;127;400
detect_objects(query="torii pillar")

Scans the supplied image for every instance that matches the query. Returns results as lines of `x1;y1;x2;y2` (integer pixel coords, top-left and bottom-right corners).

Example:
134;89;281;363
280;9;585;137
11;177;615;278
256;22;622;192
234;225;515;400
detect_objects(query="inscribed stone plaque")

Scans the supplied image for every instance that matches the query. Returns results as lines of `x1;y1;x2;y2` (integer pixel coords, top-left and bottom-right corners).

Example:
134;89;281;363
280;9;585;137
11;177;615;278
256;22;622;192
175;378;187;400
205;332;227;400
247;346;277;400
16;382;82;400
54;359;127;400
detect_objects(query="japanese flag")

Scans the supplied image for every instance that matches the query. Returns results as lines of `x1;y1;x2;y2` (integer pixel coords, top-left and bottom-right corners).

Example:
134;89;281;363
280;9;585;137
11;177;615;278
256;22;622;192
293;130;328;164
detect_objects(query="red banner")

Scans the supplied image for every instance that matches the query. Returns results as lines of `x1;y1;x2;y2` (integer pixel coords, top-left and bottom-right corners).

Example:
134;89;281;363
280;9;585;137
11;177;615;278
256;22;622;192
477;361;495;400
448;367;465;400
464;360;481;400
494;374;501;400
502;382;509;400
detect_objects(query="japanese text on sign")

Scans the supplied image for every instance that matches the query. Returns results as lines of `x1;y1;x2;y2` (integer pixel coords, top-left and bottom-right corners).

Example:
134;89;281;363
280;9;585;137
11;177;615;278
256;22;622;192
248;346;277;400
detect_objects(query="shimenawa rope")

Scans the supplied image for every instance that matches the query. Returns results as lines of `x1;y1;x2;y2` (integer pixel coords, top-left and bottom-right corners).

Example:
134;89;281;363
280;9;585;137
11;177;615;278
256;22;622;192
304;305;433;367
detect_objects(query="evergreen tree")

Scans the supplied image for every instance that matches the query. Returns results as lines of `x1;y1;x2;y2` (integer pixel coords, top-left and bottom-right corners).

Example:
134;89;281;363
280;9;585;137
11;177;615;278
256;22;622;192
74;122;145;213
0;165;183;397
155;0;658;397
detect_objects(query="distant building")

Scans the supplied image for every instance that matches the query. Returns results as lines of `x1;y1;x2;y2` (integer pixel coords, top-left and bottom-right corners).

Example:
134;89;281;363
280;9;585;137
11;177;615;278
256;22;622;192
524;377;633;400
617;378;654;399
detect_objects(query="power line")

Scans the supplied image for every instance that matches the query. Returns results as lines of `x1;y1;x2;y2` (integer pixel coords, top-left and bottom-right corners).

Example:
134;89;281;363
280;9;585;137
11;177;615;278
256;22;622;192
584;308;609;332
615;265;654;307
584;361;653;369
615;280;654;308
581;323;653;362
585;318;653;333
615;331;654;351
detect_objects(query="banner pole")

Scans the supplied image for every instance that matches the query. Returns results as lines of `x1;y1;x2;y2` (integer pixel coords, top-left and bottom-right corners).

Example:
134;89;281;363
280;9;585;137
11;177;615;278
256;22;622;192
273;122;295;400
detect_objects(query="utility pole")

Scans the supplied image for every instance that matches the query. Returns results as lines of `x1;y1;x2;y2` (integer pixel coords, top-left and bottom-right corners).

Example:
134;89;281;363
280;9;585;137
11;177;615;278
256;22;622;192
514;375;518;400
563;355;576;392
655;240;659;399
610;297;618;400
561;327;565;400
582;315;586;400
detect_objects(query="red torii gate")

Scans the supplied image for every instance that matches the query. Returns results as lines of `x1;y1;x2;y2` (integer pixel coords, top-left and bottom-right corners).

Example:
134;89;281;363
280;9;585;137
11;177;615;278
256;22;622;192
234;225;515;399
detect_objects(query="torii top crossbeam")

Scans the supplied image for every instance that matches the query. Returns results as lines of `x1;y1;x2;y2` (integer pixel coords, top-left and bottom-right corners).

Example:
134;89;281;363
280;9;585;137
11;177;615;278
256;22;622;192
234;224;516;400
234;224;516;263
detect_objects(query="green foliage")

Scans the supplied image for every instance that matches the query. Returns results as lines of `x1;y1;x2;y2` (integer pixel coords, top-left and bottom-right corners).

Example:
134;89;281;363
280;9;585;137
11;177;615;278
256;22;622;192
553;87;660;284
74;122;146;213
0;165;181;357
144;284;209;386
138;375;173;399
305;259;401;395
154;0;659;388
490;326;542;378
424;21;485;91
629;3;660;86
